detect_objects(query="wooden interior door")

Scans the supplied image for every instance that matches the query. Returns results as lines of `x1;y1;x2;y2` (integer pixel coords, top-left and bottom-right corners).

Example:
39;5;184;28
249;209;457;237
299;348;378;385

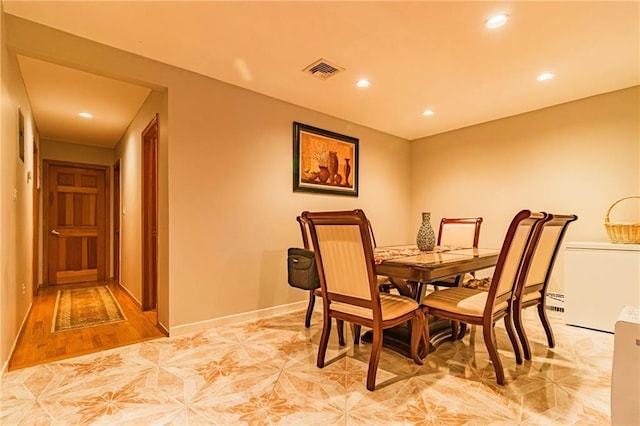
142;115;158;311
45;161;108;285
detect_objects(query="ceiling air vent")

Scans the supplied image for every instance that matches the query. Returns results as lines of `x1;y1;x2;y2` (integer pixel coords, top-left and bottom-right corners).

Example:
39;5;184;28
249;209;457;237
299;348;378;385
303;58;345;80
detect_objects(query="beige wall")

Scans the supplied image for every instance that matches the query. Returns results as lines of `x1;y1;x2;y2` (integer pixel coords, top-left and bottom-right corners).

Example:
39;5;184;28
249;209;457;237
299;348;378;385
167;77;411;326
410;86;640;293
40;139;114;166
0;8;36;371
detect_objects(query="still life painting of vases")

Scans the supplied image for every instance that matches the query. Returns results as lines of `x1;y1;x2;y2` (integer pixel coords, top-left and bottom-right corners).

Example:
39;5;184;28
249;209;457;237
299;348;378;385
300;132;354;188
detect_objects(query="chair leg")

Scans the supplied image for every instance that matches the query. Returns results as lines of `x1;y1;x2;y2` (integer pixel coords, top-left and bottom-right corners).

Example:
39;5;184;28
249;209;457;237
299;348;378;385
504;313;522;365
457;323;468;340
513;305;532;361
317;316;332;368
337;320;346;346
304;291;316;328
537;303;555;348
421;306;431;358
353;324;361;345
483;324;505;385
366;327;383;391
449;321;468;340
410;313;424;365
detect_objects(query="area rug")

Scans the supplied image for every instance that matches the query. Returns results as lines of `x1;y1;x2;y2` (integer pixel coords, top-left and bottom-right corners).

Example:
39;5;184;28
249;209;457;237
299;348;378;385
52;286;127;332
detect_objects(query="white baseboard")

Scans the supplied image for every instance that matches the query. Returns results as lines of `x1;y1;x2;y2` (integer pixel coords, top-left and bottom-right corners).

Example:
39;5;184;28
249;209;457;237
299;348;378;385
116;281;141;307
116;282;170;335
169;300;309;336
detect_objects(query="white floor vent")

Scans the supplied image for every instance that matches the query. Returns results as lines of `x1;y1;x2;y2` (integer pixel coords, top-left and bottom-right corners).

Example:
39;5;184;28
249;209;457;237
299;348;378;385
546;292;564;312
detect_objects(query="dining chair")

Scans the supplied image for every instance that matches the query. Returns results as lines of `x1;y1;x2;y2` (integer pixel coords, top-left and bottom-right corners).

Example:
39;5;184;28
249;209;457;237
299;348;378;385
296;215;384;345
422;210;546;385
513;213;577;360
431;217;483;288
303;209;425;391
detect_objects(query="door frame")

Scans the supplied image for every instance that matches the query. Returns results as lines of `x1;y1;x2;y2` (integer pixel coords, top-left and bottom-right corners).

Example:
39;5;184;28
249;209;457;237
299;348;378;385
42;160;110;286
32;143;40;294
113;160;121;283
142;115;158;311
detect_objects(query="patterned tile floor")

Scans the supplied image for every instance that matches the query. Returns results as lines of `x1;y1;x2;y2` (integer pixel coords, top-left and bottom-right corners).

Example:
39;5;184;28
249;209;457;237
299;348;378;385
1;308;613;425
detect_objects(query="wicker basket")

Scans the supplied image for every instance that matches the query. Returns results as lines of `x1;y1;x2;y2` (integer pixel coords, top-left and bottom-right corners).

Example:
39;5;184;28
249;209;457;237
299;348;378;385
605;196;640;244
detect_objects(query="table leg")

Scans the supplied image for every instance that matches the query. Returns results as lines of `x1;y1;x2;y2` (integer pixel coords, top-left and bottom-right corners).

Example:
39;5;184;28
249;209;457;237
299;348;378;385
361;315;454;358
388;277;414;298
362;279;463;358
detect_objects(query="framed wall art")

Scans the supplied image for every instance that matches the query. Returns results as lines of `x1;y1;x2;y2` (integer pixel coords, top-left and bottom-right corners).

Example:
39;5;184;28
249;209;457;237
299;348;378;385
292;122;358;197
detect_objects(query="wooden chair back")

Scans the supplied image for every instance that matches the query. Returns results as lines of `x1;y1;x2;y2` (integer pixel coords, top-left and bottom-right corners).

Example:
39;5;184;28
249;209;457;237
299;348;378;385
367;219;378;248
296;214;312;250
302;213;378;249
294;213;319;329
437;217;483;248
303;209;380;313
512;213;577;359
516;213;578;300
483;211;546;317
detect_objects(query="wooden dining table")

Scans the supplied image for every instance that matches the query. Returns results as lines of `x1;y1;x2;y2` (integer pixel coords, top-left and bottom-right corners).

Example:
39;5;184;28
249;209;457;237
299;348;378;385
362;244;500;357
374;244;499;301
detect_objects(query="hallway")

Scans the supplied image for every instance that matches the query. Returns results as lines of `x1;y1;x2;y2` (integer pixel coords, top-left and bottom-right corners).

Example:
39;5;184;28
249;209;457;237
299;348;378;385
8;281;165;371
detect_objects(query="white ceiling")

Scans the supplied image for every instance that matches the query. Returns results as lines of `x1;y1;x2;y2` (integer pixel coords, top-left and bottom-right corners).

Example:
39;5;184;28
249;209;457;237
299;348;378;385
4;1;640;147
17;55;151;148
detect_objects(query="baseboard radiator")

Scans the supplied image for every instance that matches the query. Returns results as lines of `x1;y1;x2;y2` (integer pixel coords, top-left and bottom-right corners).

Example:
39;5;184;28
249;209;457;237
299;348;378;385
545;292;564;313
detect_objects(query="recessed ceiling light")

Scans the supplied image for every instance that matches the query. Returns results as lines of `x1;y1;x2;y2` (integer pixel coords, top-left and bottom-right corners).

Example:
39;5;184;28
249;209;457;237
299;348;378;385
356;79;370;88
536;72;555;81
485;14;509;29
78;112;93;118
422;109;435;116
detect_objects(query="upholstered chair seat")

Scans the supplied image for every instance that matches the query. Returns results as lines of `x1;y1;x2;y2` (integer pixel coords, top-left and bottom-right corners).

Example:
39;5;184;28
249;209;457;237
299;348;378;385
424;287;509;317
332;293;419;320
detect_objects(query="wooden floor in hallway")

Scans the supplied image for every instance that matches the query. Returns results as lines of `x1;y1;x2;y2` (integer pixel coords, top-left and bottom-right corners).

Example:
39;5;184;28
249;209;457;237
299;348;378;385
8;281;166;371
